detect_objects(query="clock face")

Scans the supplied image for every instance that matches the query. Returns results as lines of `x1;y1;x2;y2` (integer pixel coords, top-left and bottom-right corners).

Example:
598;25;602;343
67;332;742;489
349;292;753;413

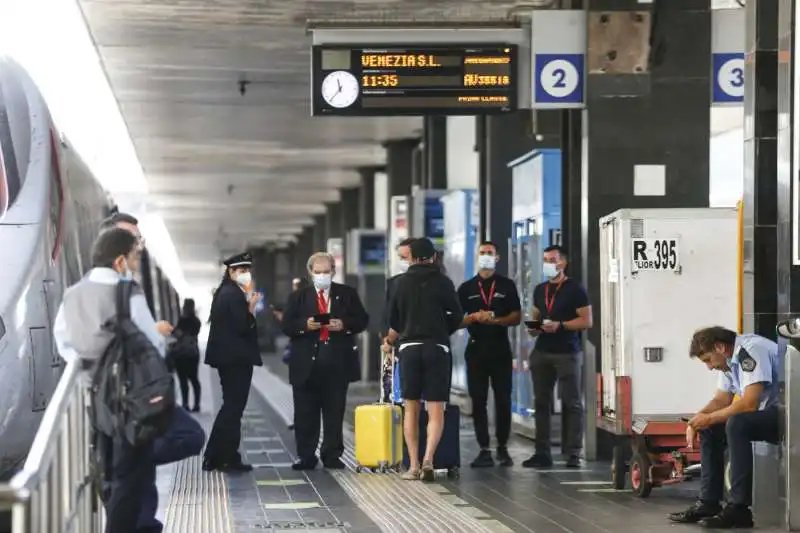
320;71;360;109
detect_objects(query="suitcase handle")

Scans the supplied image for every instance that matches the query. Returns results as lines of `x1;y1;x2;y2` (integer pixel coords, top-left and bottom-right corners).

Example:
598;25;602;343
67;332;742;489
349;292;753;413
380;347;395;404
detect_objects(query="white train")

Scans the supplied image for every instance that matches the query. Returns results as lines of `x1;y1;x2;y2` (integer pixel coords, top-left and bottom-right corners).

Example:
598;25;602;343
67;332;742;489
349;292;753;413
0;57;181;479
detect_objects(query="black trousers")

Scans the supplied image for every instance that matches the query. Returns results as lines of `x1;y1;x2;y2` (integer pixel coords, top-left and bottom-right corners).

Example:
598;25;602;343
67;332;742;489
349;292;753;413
204;364;253;465
699;407;780;506
101;434;155;533
465;338;512;449
529;349;584;456
175;357;201;409
292;343;349;462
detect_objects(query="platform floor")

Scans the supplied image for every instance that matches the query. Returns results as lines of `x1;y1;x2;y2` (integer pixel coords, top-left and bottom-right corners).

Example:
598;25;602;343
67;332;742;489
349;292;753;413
156;354;783;532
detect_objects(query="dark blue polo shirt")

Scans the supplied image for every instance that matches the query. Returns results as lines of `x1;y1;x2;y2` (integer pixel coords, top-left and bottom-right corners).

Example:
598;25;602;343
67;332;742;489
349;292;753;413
532;277;589;354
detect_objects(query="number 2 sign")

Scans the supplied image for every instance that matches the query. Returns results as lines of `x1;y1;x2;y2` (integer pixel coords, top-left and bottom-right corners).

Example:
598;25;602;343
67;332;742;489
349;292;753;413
712;52;745;105
533;53;585;108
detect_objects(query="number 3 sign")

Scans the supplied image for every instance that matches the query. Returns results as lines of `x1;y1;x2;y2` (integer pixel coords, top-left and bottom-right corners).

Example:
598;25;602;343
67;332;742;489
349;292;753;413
533;53;585;108
712;52;745;105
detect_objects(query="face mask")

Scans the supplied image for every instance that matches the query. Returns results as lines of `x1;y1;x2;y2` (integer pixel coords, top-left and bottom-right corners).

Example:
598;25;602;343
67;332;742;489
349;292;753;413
478;255;497;270
236;272;252;287
398;260;409;273
118;258;133;281
542;262;559;279
313;273;332;291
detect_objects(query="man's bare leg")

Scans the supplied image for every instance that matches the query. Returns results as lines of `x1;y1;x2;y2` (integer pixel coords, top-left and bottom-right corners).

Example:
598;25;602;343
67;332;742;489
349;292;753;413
421;401;445;481
402;399;421;479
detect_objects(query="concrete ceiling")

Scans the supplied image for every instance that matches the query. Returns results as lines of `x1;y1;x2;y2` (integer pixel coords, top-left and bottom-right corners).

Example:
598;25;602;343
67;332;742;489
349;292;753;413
77;0;527;287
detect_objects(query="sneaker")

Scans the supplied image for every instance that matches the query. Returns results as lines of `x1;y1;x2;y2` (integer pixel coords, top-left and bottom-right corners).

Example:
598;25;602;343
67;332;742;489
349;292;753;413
565;454;581;468
496;446;514;467
668;501;723;524
521;453;553;468
322;457;346;470
421;461;435;482
470;450;495;468
401;469;421;480
698;504;754;529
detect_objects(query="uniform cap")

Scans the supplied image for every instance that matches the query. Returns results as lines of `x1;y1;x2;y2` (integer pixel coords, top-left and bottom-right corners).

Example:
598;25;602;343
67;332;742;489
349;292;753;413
223;252;252;268
410;237;436;261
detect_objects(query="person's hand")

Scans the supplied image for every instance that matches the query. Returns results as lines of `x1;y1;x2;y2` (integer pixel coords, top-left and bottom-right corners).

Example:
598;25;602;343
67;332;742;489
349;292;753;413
381;338;394;354
688;413;712;430
685;424;698;449
155;321;173;336
306;317;321;331
541;320;561;333
328;318;344;332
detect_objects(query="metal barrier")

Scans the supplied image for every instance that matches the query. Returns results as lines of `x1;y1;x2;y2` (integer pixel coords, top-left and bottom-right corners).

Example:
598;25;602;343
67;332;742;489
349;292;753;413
0;360;103;532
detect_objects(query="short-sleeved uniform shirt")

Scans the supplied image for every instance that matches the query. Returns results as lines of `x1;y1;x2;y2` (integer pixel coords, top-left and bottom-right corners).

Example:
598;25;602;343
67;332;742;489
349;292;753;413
717;333;783;410
457;274;521;342
532;277;589;354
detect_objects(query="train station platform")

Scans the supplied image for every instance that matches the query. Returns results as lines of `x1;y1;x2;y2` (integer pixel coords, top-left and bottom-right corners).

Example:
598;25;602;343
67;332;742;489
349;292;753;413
155;353;778;533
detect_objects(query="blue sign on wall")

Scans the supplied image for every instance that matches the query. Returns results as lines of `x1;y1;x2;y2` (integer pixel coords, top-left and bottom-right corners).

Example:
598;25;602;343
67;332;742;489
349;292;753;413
533;53;585;107
712;52;745;104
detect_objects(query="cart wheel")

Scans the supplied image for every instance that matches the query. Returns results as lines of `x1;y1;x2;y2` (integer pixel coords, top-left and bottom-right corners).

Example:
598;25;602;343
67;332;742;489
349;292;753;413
447;467;460;480
611;445;628;490
355;465;363;473
629;453;653;498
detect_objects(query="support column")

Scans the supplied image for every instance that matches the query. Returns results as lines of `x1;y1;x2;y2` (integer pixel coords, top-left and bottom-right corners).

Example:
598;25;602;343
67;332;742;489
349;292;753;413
483;112;537;277
383;138;418;230
273;247;293;307
325;201;343;240
742;0;781;525
250;246;276;352
311;214;326;252
357;166;379;228
341;187;361;287
294;226;313;276
425;116;448;189
581;1;712;461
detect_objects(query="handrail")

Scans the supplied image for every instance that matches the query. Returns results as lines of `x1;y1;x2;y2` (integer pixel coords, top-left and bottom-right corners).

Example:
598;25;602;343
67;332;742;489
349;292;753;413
0;358;103;532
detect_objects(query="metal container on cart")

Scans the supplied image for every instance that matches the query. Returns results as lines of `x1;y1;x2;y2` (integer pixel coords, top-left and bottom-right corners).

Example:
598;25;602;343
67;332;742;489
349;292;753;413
598;207;738;496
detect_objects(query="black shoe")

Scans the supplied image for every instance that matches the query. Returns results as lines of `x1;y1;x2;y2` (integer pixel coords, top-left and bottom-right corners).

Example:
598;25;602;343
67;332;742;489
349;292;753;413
201;458;219;472
288;423;295;430
496;446;514;467
668;501;723;524
291;457;318;471
222;462;253;473
322;457;346;470
191;405;200;413
565;454;581;468
521;453;553;468
698;505;754;529
470;450;495;468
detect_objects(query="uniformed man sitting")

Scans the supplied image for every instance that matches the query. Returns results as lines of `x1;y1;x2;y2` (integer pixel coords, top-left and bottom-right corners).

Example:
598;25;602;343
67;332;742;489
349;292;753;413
457;241;521;468
669;326;781;529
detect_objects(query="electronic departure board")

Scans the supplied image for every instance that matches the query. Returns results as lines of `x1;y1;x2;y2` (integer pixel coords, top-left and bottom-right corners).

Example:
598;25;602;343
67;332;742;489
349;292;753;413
311;44;517;116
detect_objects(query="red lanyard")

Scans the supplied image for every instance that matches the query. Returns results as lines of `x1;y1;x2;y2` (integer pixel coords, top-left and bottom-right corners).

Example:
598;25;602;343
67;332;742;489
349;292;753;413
478;280;496;310
544;280;564;316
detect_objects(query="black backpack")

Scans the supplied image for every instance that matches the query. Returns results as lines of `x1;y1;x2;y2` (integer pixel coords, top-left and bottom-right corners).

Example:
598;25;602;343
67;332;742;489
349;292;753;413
90;280;175;447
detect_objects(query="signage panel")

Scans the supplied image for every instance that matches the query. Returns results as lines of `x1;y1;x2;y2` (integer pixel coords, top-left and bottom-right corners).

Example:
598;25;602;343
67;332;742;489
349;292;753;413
530;10;586;109
711;9;745;106
311;44;517;116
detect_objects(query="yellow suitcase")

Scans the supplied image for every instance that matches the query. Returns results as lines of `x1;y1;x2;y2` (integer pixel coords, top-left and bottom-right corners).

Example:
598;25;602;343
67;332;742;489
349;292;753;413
354;350;403;473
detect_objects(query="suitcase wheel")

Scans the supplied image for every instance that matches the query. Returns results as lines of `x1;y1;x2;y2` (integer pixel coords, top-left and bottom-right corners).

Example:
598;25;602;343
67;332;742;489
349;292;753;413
355;465;363;473
379;465;389;474
447;467;460;480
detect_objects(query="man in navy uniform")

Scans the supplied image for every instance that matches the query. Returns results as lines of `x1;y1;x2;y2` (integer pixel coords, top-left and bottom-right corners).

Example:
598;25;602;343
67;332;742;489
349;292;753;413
457;241;521;468
669;326;781;529
281;252;369;470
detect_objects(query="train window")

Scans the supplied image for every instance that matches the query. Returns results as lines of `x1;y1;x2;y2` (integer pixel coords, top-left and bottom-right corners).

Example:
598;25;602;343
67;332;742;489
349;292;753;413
49;131;64;262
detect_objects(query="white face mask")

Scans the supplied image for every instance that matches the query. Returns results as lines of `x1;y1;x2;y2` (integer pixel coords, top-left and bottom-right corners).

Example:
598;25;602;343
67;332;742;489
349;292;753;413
236;271;252;287
478;255;497;270
398;260;410;273
542;262;559;279
313;273;332;291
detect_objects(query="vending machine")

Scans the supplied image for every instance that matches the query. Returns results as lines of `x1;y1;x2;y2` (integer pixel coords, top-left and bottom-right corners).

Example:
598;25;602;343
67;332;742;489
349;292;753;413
346;229;387;382
440;189;479;392
507;148;562;437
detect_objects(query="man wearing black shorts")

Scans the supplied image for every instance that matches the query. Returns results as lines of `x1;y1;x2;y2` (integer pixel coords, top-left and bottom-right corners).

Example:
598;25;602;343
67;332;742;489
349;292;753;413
384;238;463;482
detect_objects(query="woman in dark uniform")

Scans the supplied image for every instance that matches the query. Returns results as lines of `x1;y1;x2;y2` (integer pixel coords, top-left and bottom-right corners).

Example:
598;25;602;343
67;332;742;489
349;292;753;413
173;298;202;412
202;252;263;472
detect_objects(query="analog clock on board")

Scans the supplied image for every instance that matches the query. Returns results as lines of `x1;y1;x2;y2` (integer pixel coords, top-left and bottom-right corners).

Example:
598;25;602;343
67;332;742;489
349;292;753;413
321;70;360;109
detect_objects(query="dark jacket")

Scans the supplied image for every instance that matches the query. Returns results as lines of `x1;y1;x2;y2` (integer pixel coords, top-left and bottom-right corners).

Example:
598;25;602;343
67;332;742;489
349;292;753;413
382;273;403;335
280;282;369;385
176;314;201;337
388;263;463;345
205;279;261;367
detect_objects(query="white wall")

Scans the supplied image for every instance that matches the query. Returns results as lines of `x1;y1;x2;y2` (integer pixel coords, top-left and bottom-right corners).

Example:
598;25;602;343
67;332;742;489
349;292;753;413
446;116;479;189
709;107;745;207
373;171;388;230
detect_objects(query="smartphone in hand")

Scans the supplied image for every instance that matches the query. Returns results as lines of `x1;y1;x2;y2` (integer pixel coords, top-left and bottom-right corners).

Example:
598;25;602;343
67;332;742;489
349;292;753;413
314;313;331;325
524;320;542;330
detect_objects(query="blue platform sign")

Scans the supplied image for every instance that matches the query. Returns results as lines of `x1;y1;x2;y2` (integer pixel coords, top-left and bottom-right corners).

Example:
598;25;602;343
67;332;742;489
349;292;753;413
712;52;745;104
534;54;585;106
